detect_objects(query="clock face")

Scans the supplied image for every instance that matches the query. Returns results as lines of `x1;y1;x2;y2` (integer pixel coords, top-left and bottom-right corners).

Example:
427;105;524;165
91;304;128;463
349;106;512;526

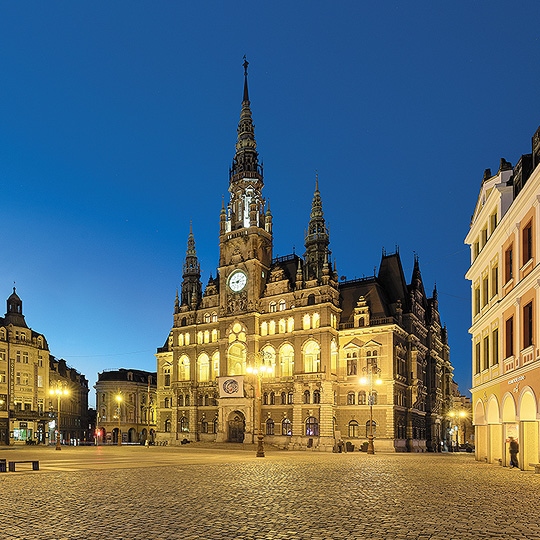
228;270;247;292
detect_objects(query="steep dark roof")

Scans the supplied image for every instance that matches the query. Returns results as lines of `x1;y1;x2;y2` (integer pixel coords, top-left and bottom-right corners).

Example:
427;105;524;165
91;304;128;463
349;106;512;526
97;368;157;384
338;277;390;323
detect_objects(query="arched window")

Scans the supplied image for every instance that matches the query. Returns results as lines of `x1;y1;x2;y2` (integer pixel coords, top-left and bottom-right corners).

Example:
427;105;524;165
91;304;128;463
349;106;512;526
266;418;275;435
280;344;294;377
270;392;275;405
306;417;319;436
213;416;218;434
200;420;208;433
198;395;203;406
307;294;315;306
164;419;171;432
269;320;276;335
211;312;218;323
263;392;268;405
204;394;209;406
163;367;171;387
303;314;311;330
180;417;189;433
179;355;190;381
313;390;321;404
212;351;220;380
260;322;268;336
179;333;184;346
261;346;276;377
358;390;366;405
198;353;210;382
197;331;203;344
287;317;294;333
204;330;210;343
282;418;292;436
303;341;320;372
312;312;320;328
331;340;338;372
178;395;184;407
185;395;190;406
269;301;277;313
211;329;218;342
366;420;376;437
204;313;211;323
181;317;187;327
348;420;359;438
287;391;293;404
185;332;190;345
281;392;286;405
303;390;310;404
227;342;247;375
279;300;286;311
369;390;378;405
164;397;170;408
347;392;355;405
279;319;286;333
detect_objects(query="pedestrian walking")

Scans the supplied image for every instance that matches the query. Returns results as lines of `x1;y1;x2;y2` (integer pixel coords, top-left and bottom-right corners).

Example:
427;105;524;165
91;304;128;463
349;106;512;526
509;436;519;469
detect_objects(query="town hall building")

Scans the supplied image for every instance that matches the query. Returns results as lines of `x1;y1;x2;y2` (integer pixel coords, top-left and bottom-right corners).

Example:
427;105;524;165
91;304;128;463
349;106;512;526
155;61;455;452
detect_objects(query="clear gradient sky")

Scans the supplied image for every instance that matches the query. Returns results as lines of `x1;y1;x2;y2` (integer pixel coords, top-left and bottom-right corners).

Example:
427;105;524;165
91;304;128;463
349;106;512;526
1;2;540;407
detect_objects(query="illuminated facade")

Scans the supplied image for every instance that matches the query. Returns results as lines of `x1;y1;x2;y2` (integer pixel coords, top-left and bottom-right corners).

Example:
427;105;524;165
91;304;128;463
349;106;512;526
0;288;89;445
94;369;157;444
156;63;454;451
466;125;540;469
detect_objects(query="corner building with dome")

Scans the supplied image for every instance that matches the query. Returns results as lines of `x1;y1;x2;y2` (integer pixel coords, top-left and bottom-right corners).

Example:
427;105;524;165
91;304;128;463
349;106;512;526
155;64;455;452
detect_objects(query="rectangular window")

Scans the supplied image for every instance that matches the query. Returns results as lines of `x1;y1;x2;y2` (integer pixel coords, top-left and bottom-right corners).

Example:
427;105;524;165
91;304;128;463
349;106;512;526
491;266;498;297
16;372;21;385
523;302;533;349
475;342;481;374
22;373;29;386
16;351;21;363
490;212;497;234
37;375;43;388
0;350;5;362
0;370;5;383
473;241;479;260
22;352;28;364
492;328;499;365
505;247;513;283
482;276;489;307
483;336;489;370
522;222;532;265
474;287;480;315
481;227;488;248
505;317;514;358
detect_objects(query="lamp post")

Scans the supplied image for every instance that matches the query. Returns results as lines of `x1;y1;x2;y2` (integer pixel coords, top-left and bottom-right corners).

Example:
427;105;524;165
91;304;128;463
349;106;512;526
448;410;467;450
116;394;122;446
49;385;69;450
360;360;382;455
247;354;274;458
145;379;151;448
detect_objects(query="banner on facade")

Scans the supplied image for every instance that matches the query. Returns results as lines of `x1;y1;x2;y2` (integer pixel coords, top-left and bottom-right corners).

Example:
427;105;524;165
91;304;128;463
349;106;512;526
218;376;244;398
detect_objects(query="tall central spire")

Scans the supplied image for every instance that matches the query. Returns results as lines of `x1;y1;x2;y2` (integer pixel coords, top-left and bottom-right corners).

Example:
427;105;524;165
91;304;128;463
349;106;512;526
181;223;202;308
230;56;262;180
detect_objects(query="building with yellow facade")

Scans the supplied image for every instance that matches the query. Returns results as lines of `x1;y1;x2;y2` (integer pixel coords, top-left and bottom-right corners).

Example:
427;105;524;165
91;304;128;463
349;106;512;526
155;62;455;451
466;125;540;469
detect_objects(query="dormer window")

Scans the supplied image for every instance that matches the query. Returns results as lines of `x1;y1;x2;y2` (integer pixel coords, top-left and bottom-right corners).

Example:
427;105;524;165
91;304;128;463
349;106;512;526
269;302;277;313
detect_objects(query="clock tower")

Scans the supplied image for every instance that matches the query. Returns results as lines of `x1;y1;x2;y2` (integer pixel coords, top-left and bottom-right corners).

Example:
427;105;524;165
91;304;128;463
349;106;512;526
218;58;273;315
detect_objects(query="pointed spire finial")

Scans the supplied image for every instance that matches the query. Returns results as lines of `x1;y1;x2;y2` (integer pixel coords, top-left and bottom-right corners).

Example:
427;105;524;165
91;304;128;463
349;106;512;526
315;170;319;192
243;55;249;76
242;55;249;102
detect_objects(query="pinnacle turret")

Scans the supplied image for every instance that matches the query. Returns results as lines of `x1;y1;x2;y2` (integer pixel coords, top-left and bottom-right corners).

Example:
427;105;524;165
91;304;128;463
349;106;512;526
181;224;202;308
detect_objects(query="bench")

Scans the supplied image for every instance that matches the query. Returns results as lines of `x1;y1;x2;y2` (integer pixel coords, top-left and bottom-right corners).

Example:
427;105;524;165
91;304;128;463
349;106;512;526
0;459;6;473
8;460;39;472
529;463;540;473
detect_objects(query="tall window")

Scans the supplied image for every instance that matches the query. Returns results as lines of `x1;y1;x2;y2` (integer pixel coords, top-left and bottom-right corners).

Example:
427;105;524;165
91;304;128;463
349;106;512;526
347;352;357;376
212;352;220;380
164;368;171;387
369;390;378;405
347;392;355;405
492;328;499;366
490;212;497;234
313;390;321;404
266;419;275;435
269;302;277;313
491;266;498;297
523;222;532;265
524;302;533;349
482;276;489;307
358;390;366;405
180;417;189;432
331;341;338;372
365;420;376;437
348;420;359;438
505;317;514;358
306;417;319;436
475;342;481;374
474;287;480;315
279;319;286;334
279;300;286;311
280;344;294;377
483;336;489;370
303;341;320;372
198;353;210;382
260;322;268;336
287;317;294;333
481;227;488;248
303;390;310;404
287;391;293;404
282;418;292;436
164;419;171;432
179;355;190;381
505;246;513;283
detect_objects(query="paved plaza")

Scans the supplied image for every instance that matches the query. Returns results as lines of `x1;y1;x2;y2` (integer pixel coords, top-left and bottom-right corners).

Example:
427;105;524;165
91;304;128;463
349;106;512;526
1;445;539;540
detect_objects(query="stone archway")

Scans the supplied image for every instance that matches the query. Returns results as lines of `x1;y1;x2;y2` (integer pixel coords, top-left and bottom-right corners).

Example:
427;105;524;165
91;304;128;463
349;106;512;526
128;428;137;443
228;411;245;443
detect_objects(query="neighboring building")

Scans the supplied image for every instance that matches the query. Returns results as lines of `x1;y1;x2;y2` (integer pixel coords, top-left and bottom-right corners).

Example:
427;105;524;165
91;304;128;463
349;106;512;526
95;369;157;444
466;124;540;470
0;288;51;445
49;356;90;444
0;288;91;445
447;389;473;449
155;62;455;451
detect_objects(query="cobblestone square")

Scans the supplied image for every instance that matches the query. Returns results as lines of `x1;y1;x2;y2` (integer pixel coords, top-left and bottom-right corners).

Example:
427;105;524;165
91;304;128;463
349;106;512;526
0;446;538;540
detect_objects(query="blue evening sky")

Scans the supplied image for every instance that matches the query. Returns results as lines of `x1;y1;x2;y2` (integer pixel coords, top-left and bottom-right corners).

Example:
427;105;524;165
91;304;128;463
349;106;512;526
1;2;539;407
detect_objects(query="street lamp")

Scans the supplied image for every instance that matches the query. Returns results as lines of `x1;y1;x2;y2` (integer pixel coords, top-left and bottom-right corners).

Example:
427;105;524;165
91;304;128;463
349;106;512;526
448;410;468;450
247;355;274;458
360;361;382;455
115;394;122;446
49;385;69;450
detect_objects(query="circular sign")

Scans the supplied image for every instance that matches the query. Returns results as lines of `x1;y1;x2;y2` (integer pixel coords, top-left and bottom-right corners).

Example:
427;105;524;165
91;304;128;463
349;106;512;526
222;379;239;394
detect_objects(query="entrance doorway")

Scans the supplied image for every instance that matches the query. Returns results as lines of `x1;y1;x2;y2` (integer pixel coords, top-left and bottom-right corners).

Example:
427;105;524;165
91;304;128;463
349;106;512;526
228;412;245;443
